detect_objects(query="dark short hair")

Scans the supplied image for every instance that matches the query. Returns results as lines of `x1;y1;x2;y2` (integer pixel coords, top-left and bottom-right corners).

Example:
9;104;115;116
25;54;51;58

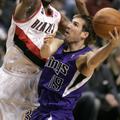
73;14;96;45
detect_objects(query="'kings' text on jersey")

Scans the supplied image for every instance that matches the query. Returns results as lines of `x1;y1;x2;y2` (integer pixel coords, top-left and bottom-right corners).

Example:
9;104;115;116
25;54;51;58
45;56;69;76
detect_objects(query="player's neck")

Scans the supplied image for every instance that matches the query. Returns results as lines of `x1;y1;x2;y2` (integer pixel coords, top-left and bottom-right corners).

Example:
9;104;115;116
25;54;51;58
67;41;85;52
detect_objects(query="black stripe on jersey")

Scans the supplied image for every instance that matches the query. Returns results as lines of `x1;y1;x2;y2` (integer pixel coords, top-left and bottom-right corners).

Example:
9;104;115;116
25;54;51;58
14;34;45;68
68;74;86;90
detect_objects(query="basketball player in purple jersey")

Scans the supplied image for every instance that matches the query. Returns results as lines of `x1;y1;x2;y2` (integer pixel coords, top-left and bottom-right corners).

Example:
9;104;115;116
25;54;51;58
0;0;89;120
29;14;120;120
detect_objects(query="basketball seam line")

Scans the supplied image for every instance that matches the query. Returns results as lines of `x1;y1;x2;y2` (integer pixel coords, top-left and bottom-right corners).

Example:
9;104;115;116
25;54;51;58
93;21;120;26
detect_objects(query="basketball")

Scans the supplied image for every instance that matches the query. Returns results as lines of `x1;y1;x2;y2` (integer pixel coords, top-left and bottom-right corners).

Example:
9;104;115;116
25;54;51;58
92;8;120;39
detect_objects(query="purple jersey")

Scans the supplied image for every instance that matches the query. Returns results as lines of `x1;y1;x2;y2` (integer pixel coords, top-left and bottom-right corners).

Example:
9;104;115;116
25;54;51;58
30;45;92;120
38;45;92;107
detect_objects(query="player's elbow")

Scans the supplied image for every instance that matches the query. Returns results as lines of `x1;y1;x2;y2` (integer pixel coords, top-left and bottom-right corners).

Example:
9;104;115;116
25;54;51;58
81;64;94;77
87;60;98;70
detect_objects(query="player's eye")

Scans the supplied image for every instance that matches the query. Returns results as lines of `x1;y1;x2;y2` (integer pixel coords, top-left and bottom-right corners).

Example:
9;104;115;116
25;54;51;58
73;22;79;27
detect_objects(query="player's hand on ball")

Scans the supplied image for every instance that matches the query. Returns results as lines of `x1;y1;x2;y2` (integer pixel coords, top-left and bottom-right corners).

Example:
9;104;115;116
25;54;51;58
109;27;120;48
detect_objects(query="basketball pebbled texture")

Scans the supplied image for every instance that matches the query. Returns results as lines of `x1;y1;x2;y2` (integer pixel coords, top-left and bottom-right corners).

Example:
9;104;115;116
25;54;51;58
92;7;120;39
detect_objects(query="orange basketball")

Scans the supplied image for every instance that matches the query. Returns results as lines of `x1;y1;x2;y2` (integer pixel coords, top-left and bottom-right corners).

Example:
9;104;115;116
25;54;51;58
92;7;120;39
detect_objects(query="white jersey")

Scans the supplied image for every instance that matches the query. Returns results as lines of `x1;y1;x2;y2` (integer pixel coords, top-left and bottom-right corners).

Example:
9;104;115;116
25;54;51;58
0;4;61;120
4;3;61;73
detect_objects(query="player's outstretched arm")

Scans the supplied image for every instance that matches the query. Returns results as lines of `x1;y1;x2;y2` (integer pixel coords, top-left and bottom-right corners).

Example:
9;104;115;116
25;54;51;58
14;0;41;20
58;13;71;34
80;28;120;76
75;0;89;16
87;28;120;69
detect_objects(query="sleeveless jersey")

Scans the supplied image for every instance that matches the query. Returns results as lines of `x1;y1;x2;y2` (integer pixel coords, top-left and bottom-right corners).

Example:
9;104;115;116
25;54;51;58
3;3;61;73
38;45;92;110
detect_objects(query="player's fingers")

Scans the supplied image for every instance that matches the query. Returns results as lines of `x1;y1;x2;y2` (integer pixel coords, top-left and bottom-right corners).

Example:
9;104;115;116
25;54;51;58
109;31;115;40
114;27;119;38
114;27;120;41
118;29;120;37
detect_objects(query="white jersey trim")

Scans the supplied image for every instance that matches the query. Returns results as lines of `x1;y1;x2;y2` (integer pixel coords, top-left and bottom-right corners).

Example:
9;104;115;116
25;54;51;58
62;71;92;97
48;114;52;120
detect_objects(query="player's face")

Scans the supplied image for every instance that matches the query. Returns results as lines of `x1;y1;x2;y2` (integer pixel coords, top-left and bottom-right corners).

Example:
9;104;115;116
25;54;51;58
41;0;52;7
65;17;86;43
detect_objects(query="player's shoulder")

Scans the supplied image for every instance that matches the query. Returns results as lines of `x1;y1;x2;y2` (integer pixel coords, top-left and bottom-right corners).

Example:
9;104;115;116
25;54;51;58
76;50;94;66
14;0;41;21
50;5;59;12
77;47;94;59
50;5;61;18
86;51;94;57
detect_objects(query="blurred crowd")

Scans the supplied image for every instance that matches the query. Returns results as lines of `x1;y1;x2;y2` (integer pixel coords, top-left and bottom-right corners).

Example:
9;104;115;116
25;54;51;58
1;0;120;120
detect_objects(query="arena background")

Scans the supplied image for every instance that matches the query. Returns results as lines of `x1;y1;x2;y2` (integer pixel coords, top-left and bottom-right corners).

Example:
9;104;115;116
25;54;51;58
0;0;120;120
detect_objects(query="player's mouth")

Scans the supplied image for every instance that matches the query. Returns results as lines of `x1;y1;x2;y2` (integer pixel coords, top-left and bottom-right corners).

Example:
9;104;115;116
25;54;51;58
65;29;70;36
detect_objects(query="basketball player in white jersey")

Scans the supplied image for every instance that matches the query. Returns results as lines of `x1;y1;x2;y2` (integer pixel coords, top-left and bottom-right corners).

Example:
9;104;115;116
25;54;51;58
0;0;89;120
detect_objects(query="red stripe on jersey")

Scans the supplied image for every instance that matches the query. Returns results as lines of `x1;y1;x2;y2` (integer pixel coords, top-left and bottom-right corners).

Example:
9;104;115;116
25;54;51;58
15;26;47;61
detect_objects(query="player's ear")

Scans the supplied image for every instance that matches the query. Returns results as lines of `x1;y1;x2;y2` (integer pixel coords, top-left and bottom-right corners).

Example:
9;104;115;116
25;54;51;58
81;32;89;39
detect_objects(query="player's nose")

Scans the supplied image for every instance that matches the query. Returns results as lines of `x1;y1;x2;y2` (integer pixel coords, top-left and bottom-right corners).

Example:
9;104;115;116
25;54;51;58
67;22;73;30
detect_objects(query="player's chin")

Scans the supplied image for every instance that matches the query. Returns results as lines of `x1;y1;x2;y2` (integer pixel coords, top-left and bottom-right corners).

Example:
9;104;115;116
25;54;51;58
64;35;69;41
64;32;69;37
64;37;71;43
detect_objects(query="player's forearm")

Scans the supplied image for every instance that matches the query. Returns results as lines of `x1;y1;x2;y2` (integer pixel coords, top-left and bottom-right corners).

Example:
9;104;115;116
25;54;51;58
40;38;64;59
87;42;115;68
58;13;71;34
75;0;89;16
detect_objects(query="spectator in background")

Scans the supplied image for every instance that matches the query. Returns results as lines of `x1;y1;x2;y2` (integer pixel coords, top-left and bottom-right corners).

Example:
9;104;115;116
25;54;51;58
90;64;120;119
0;0;4;15
112;0;120;10
0;0;17;30
108;48;120;92
0;0;7;42
73;63;120;120
86;0;112;16
0;0;7;66
64;0;76;20
73;86;100;120
0;23;6;65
